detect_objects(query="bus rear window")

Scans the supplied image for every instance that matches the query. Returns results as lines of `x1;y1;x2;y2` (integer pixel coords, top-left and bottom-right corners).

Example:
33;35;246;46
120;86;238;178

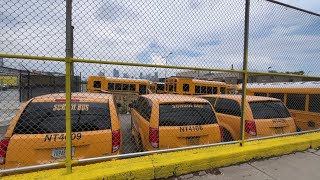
249;101;291;119
159;103;217;126
13;102;111;134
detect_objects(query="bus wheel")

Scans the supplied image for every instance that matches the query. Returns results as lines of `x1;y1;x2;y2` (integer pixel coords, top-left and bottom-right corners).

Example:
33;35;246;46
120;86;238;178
222;128;233;142
136;135;144;152
296;126;301;132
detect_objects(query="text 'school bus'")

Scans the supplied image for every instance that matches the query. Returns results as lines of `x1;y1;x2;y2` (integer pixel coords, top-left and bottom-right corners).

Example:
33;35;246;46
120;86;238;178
165;77;227;95
240;82;320;131
0;93;122;169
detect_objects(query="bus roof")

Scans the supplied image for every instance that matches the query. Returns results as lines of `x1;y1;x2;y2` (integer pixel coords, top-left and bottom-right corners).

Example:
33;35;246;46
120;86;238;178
167;77;226;85
242;81;320;89
192;79;226;85
198;94;280;102
95;76;150;83
143;94;210;104
151;82;165;84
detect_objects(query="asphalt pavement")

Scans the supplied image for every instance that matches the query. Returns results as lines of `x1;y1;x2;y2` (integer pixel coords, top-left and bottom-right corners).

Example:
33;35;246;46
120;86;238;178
169;149;320;180
0;89;22;126
120;114;139;154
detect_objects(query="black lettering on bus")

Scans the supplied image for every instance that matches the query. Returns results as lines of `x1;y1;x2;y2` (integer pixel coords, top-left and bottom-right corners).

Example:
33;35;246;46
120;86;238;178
53;134;59;141
44;135;52;142
44;133;82;141
72;133;76;140
58;134;65;141
71;133;82;140
179;126;203;133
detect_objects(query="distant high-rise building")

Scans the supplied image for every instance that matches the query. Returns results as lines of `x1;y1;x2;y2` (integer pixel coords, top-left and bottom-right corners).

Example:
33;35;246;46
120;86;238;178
123;73;130;78
113;68;120;77
98;71;105;76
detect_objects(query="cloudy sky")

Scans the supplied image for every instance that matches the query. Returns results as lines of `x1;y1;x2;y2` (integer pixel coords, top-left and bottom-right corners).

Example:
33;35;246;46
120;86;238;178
1;0;319;78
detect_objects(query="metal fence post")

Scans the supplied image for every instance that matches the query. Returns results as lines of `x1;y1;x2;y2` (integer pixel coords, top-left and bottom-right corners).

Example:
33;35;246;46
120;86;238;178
240;0;251;146
65;0;73;174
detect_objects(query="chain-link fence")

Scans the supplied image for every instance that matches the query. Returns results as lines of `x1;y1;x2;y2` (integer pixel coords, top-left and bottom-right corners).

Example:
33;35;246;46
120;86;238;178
0;0;319;175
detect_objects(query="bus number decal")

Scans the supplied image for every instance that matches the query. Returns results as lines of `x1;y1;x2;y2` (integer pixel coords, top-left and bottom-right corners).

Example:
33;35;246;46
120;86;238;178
44;133;82;142
180;126;203;132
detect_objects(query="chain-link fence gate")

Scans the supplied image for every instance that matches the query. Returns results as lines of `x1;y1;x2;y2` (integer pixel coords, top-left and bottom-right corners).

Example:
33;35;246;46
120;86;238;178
0;0;319;175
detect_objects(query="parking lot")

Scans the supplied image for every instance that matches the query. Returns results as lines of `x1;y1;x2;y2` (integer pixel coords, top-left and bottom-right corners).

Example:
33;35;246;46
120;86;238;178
0;89;22;138
0;90;22;124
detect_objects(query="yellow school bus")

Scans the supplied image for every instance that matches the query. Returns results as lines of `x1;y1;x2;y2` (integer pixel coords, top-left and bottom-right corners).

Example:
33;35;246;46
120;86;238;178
131;94;222;151
150;82;166;94
87;76;150;95
242;82;320;131
1;93;122;169
87;76;151;113
165;77;227;95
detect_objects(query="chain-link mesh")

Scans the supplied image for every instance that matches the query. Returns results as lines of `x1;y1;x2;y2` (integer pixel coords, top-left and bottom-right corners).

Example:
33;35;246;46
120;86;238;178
0;0;320;174
244;0;320;139
0;59;69;169
0;0;66;57
73;0;245;69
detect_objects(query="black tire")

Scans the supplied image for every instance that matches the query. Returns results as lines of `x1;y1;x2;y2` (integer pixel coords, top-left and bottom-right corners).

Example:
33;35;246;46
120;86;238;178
222;128;233;142
296;126;301;132
136;135;144;152
130;117;134;133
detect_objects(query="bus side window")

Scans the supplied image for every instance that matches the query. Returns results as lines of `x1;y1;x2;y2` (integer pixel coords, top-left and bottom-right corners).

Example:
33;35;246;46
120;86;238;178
139;84;147;95
215;98;241;116
207;87;213;94
200;86;206;94
254;93;267;97
130;84;136;91
115;83;122;91
220;87;226;94
213;87;218;94
195;86;200;94
286;94;306;111
108;83;114;91
309;94;320;113
168;85;174;92
183;84;189;92
157;84;165;91
93;81;101;88
123;84;129;91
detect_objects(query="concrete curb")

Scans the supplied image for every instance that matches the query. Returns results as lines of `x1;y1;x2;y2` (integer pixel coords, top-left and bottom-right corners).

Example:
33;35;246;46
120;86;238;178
3;132;320;180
